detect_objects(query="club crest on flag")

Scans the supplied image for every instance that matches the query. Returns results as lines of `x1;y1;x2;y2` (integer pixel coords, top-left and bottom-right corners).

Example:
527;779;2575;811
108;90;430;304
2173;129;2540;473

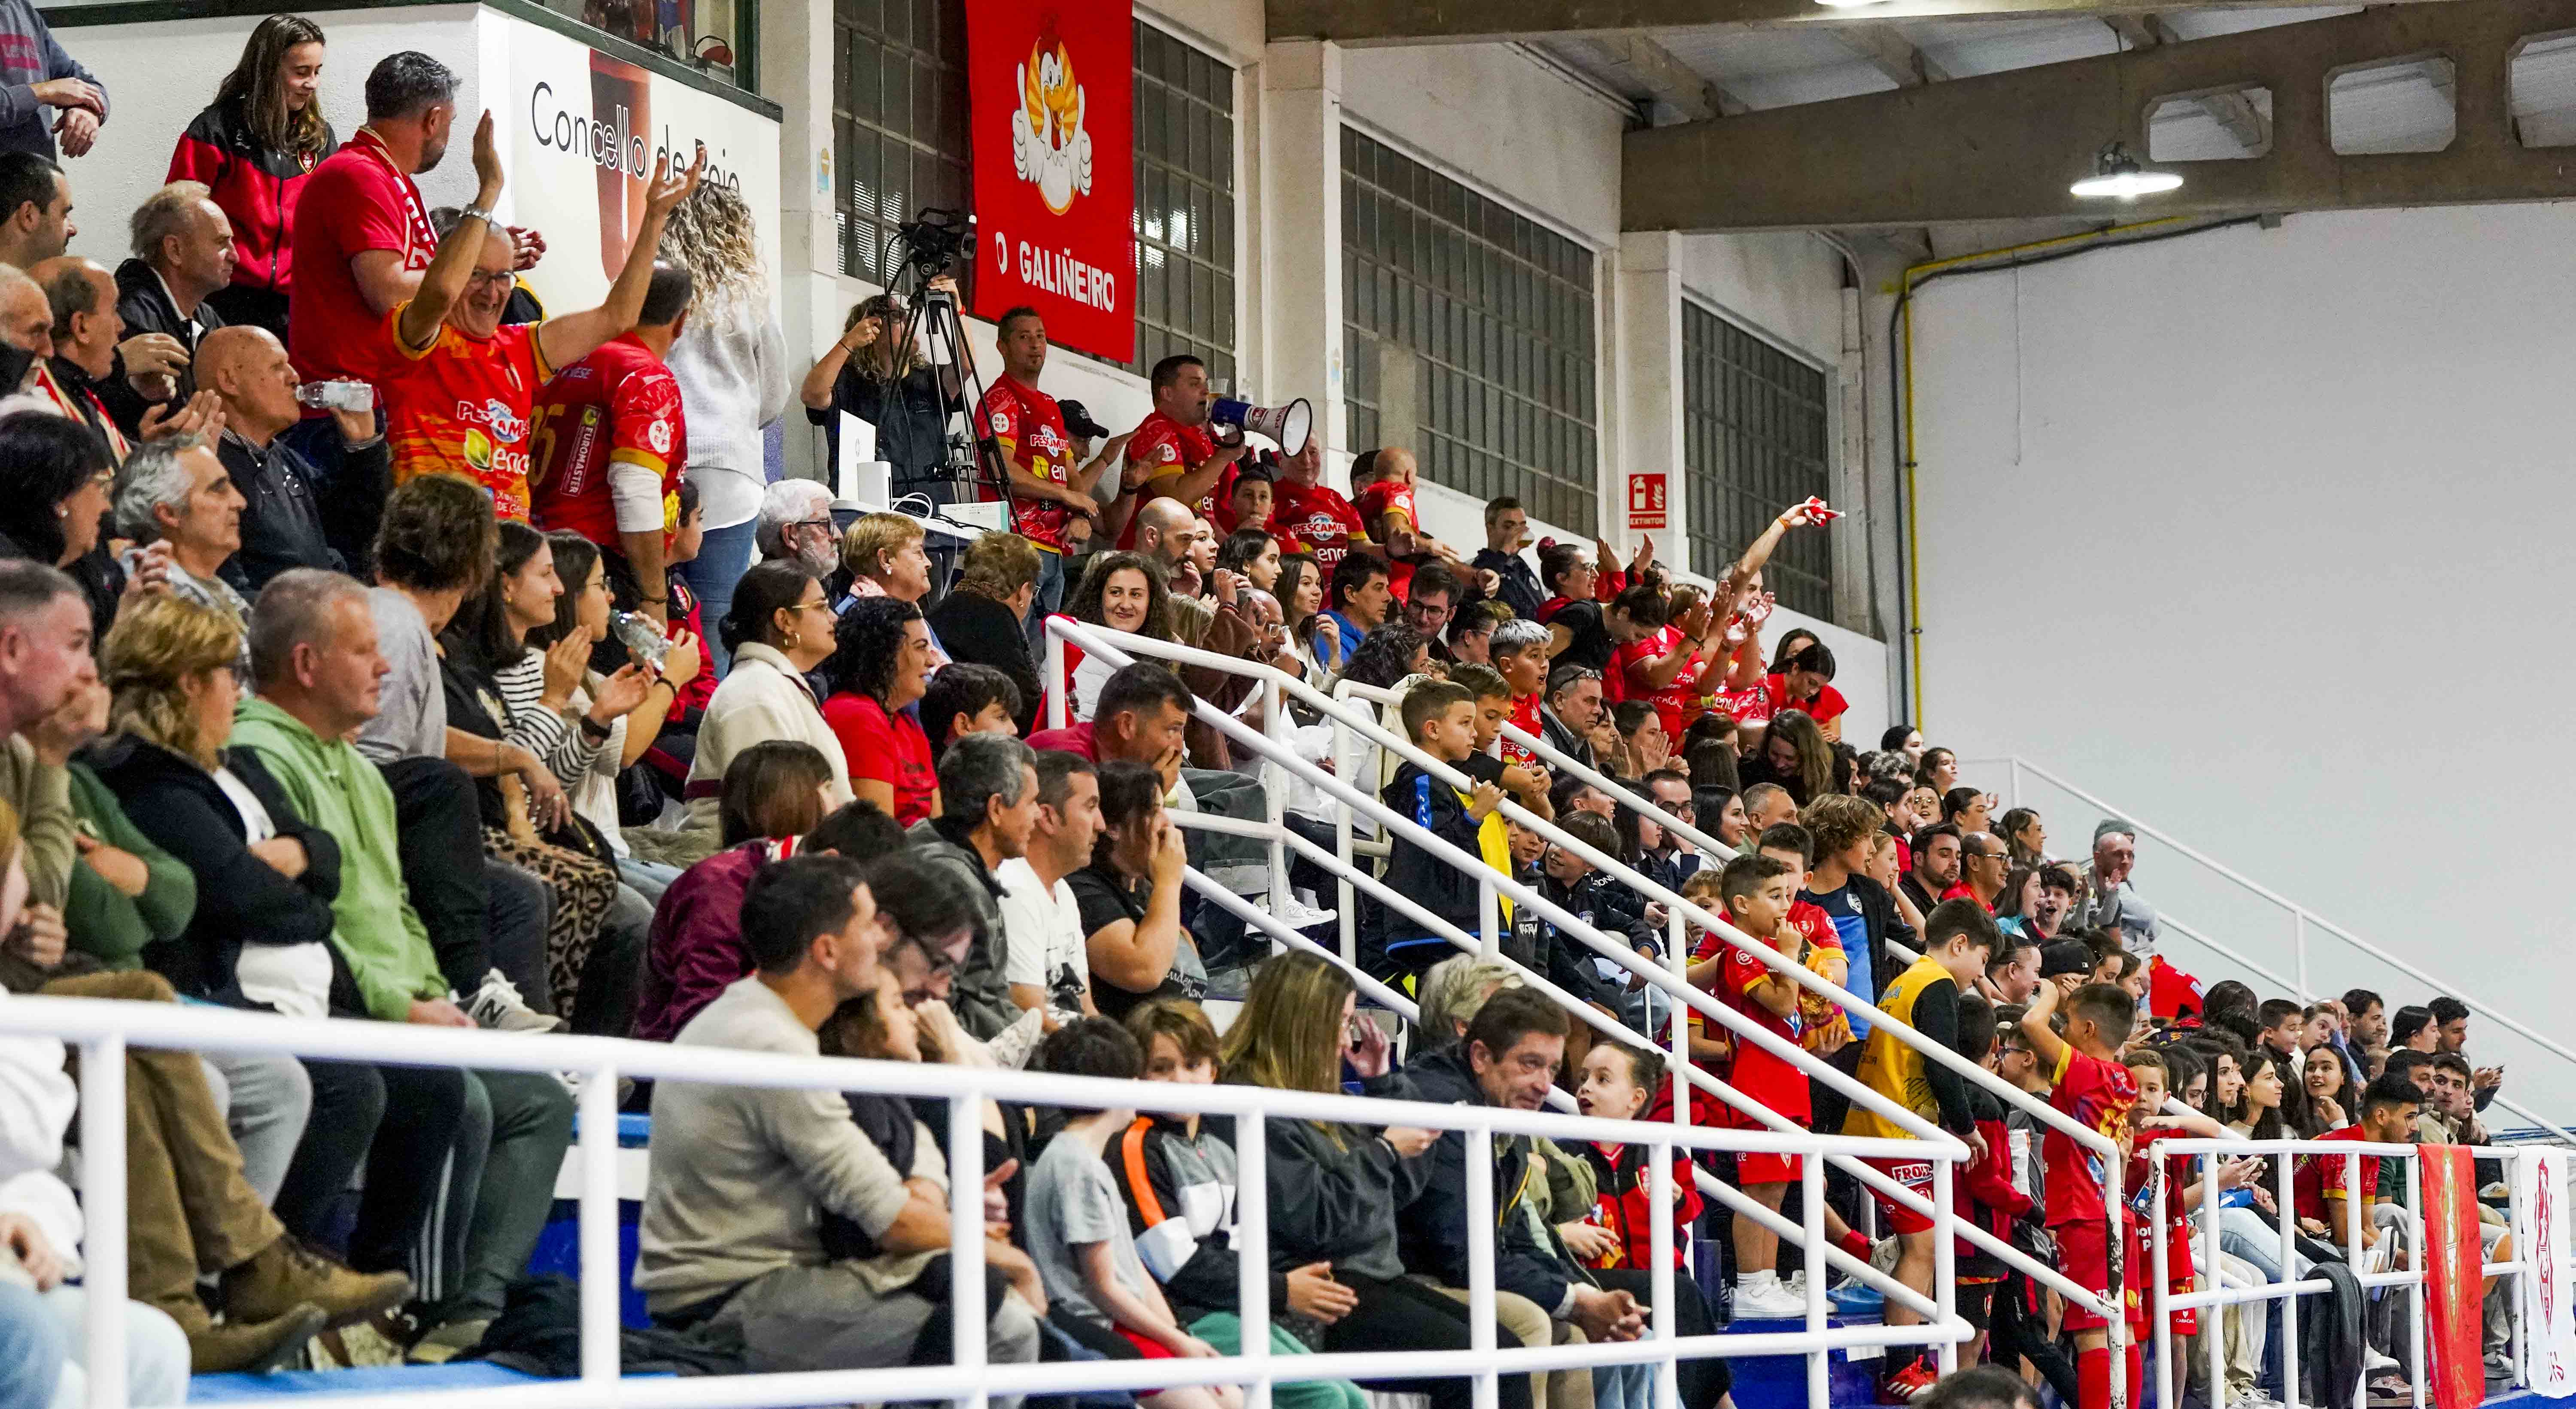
1013;25;1092;215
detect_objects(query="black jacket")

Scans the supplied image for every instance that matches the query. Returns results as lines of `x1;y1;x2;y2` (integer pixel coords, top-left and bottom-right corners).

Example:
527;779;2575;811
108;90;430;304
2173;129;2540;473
1362;759;1494;983
924;589;1042;737
80;735;354;1013
1391;1047;1592;1312
1471;547;1546;623
217;428;390;593
1253;1099;1430;1283
1534;865;1646;1009
100;259;226;437
1539;704;1595;772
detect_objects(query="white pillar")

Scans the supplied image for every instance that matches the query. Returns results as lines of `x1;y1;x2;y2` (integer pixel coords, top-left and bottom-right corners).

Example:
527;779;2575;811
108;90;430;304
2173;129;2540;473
1259;40;1346;460
1618;231;1686;569
762;0;838;483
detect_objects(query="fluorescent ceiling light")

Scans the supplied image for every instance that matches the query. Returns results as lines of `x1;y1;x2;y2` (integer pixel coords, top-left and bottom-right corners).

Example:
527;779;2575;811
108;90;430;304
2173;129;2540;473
2071;141;2183;198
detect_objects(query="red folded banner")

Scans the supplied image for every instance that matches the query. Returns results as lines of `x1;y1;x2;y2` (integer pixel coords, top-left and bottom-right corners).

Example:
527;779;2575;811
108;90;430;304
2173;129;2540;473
2421;1144;2485;1409
967;0;1136;363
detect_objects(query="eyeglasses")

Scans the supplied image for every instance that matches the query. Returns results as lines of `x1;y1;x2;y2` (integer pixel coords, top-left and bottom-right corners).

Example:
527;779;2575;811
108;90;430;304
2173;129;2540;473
791;517;835;532
465;268;516;290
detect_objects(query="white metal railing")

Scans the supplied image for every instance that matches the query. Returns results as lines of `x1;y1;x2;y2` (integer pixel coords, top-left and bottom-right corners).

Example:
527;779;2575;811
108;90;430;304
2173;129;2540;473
2146;1135;2543;1409
1042;619;2129;1390
3;993;1976;1409
1965;755;2576;1146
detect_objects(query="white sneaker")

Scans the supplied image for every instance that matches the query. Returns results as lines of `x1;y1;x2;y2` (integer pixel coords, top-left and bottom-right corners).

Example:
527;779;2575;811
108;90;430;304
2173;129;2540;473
1781;1270;1810;1304
465;969;562;1032
1732;1275;1810;1321
1271;896;1338;930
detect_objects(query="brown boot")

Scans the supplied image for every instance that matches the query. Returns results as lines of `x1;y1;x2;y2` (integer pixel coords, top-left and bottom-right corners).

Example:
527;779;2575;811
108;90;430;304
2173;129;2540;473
221;1236;413;1330
161;1297;330;1374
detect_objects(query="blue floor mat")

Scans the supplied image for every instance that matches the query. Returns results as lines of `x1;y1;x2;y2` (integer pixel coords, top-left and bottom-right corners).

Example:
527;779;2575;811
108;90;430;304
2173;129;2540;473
191;1363;673;1401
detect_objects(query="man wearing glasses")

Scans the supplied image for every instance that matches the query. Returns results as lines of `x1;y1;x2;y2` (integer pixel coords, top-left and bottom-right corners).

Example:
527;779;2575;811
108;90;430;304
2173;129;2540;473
1957;831;2013;913
344;110;702;521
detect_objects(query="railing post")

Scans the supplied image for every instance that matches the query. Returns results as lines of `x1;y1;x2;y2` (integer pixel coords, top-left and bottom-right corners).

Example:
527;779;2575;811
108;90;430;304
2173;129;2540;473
2203;1150;2227;1409
2152;1148;2173;1409
950;1091;989;1409
1465;1124;1498;1409
2407;1156;2427;1409
1043;621;1067;733
2294;911;2310;1003
79;1036;125;1409
579;1063;621;1384
1933;1153;1959;1374
2278;1151;2302;1409
1334;703;1357;966
1649;1129;1677;1409
1264;678;1290;949
1802;1153;1829;1409
1236;1109;1271;1409
2006;756;2023;809
1478;878;1499;959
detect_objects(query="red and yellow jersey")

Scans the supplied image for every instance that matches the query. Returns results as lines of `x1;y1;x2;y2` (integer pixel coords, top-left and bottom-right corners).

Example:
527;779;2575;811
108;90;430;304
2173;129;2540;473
1355;477;1420;601
1121;410;1228;547
531;334;687;546
351;303;553;522
2044;1045;2139;1227
976;376;1077;553
1501;692;1543;769
1271;478;1370;577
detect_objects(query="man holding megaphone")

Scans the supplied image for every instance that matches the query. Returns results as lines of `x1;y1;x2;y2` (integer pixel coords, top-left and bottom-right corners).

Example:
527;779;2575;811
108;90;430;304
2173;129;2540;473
1117;352;1247;548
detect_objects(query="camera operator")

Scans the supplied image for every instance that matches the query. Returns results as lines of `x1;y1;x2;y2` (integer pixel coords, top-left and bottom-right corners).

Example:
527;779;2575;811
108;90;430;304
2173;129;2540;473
799;276;963;504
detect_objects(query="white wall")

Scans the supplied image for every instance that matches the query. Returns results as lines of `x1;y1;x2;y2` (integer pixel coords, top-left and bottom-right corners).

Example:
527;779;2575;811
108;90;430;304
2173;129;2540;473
56;6;491;271
1910;203;2576;1121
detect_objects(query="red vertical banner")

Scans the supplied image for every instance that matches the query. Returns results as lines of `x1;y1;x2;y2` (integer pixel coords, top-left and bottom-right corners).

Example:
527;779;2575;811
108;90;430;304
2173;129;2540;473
2421;1144;2487;1409
967;0;1135;363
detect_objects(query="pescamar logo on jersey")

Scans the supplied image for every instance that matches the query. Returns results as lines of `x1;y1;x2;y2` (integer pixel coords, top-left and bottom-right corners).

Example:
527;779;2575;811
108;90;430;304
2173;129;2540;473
1012;24;1092;216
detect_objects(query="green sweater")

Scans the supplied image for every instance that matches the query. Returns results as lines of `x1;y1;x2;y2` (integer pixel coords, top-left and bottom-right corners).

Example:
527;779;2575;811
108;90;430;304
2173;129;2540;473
228;698;445;1020
64;762;195;969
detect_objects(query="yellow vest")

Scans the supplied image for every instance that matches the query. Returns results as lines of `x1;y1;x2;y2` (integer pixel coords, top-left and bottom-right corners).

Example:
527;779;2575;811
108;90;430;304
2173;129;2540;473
1841;954;1953;1141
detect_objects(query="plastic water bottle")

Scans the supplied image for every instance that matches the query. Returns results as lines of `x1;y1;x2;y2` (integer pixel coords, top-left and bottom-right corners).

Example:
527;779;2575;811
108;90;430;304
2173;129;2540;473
612;611;669;667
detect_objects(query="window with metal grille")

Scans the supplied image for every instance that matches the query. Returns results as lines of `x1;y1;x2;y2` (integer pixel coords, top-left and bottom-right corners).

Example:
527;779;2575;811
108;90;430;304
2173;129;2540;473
1340;128;1598;532
833;0;970;290
1681;301;1833;617
1123;22;1236;386
830;7;1239;381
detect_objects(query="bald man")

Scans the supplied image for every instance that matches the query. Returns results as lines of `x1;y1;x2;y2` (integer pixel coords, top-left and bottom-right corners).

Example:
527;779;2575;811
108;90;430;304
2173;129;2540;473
197;324;388;590
0;263;49;372
1129;496;1205;589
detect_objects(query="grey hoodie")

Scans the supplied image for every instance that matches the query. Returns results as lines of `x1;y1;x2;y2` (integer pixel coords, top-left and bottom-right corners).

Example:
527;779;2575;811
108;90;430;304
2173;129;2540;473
0;0;103;160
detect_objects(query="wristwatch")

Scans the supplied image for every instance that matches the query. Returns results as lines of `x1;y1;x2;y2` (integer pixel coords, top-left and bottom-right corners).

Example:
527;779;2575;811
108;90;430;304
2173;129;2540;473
458;205;496;225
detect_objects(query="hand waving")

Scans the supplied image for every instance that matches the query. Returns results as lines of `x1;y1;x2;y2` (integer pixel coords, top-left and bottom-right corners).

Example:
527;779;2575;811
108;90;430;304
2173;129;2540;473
644;142;708;221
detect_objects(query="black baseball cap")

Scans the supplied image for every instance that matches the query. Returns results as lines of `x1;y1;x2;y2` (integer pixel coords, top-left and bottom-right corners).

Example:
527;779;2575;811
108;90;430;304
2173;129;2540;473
1058;399;1111;440
2038;941;2096;979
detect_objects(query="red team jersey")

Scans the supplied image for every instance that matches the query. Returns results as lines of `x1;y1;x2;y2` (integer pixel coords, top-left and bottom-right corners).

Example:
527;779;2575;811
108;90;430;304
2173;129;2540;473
1354;478;1420;601
2044;1046;2140;1228
347;304;554;522
1763;674;1850;729
1121;411;1227;548
1270;478;1370;578
976;377;1079;553
1502;692;1544;769
531;333;686;546
1614;626;1707;737
289;128;436;387
2291;1124;2379;1225
1715;930;1810;1126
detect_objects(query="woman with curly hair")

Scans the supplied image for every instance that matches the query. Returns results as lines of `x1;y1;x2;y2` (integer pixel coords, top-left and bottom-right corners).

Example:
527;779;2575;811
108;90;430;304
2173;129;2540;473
660;179;789;674
823;597;939;826
1742;706;1835;805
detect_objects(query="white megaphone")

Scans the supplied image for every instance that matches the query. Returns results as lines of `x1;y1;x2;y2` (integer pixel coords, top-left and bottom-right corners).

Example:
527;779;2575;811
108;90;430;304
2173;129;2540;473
1211;397;1312;457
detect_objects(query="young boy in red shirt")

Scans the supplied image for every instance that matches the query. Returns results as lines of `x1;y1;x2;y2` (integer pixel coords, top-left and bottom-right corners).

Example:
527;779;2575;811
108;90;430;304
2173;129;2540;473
2020;978;2146;1409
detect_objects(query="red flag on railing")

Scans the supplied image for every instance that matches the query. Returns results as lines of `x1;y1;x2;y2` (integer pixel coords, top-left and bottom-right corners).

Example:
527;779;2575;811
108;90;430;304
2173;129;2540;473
966;0;1136;363
2421;1144;2487;1409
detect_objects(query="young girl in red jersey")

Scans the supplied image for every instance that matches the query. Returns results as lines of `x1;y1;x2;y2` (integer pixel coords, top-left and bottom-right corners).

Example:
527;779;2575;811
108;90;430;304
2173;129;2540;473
1571;1042;1704;1270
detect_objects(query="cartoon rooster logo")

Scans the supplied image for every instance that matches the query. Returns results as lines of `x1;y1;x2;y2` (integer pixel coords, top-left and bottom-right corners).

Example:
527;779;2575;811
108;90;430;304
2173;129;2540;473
1012;18;1092;215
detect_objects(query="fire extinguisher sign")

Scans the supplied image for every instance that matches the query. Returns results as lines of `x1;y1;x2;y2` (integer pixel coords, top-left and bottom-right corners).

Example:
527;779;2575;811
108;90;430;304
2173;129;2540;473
1627;472;1668;531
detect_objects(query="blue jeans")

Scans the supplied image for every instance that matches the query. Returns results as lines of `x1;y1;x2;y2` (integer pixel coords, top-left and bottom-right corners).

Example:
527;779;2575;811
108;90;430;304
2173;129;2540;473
0;1281;62;1409
40;1287;188;1409
1026;548;1067;662
684;517;760;677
